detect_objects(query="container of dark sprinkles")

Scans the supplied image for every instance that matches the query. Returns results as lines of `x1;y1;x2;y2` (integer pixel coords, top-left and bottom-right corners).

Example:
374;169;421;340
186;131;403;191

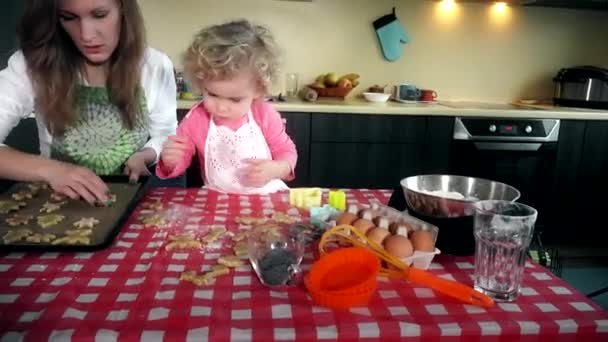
248;224;305;287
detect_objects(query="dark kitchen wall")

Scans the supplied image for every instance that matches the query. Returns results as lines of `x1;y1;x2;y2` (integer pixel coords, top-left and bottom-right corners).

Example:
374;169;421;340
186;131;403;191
0;0;23;68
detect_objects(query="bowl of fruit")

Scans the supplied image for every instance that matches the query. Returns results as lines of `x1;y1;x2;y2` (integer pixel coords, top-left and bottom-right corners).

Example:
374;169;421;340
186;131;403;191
307;72;359;98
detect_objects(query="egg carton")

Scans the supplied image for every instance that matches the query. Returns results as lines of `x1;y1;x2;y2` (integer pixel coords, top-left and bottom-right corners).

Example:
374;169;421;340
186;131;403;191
348;201;441;270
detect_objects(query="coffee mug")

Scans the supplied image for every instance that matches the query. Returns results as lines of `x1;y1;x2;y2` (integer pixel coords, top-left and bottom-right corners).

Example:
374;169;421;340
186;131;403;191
420;89;438;102
393;84;421;101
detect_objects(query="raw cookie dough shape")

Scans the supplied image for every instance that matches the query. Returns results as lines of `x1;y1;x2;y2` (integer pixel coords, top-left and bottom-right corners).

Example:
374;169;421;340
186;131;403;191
165;233;203;251
3;229;33;243
37;214;66;228
139;213;167;228
26;233;57;243
73;217;100;229
40;201;67;214
271;211;297;224
142;200;164;211
52;229;92;245
218;255;244;268
12;190;34;201
0;200;26;214
235;216;268;225
6;214;34;226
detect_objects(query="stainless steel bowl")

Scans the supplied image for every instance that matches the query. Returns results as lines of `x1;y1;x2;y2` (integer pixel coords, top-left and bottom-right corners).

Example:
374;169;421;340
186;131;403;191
400;175;521;218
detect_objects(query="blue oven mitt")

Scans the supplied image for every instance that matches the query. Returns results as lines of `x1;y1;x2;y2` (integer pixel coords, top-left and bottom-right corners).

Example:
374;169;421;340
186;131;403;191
373;10;410;62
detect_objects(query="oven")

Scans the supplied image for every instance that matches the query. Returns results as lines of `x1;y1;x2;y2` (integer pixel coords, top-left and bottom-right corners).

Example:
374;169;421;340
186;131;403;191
450;117;560;231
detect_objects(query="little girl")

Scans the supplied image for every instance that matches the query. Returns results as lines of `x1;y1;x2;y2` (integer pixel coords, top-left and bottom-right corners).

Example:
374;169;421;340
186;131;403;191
157;20;297;194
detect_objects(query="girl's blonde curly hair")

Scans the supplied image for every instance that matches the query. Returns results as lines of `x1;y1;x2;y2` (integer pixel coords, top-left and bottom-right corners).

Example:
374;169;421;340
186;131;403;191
183;19;281;94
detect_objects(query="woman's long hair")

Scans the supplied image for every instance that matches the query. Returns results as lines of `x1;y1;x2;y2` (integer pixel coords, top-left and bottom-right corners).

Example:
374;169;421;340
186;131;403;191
17;0;146;135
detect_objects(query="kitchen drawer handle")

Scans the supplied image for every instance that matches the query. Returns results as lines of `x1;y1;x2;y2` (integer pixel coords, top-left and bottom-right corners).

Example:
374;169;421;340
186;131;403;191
473;142;542;152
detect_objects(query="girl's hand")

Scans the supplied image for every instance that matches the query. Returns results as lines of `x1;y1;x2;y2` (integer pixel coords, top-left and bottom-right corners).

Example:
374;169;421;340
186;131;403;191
123;151;152;184
43;161;109;205
240;159;290;188
160;135;191;170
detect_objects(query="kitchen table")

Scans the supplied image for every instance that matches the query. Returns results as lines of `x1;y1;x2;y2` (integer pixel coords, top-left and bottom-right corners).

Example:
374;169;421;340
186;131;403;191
1;188;607;341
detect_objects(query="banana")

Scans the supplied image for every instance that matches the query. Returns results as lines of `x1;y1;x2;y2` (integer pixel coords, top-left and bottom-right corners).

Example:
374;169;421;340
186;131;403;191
315;74;326;83
339;73;360;81
351;79;360;87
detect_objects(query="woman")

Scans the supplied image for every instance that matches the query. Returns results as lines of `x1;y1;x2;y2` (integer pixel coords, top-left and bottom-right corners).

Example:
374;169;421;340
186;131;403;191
0;0;177;204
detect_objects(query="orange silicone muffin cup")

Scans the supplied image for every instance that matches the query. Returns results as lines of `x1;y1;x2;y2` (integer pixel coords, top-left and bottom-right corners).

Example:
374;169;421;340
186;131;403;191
305;247;380;309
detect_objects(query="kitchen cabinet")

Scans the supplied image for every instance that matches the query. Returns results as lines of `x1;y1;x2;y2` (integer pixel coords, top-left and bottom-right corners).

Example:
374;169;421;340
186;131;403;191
571;121;608;244
281;112;310;187
309;114;449;189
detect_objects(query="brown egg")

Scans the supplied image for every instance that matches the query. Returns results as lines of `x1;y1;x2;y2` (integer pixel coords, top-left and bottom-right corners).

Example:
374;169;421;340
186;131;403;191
336;212;358;226
352;218;375;235
358;208;378;220
410;230;435;252
389;222;408;236
366;227;390;246
384;235;414;258
372;216;391;229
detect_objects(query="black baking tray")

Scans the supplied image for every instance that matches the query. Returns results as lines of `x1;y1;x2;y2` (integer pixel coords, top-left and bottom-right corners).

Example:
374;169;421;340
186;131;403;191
0;176;150;252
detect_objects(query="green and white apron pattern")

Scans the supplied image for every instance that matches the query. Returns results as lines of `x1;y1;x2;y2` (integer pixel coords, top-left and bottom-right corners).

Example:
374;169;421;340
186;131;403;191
51;86;149;175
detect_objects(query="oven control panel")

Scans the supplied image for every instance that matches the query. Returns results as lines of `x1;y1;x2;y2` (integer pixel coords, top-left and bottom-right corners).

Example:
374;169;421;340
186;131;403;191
453;118;560;142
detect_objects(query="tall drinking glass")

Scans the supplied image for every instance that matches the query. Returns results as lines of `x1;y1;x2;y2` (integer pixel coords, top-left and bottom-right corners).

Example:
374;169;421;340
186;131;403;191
473;200;537;302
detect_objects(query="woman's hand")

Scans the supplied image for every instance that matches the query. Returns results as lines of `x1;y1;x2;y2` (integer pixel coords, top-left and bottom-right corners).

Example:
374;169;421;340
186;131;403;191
123;150;153;184
160;135;191;170
43;162;109;205
239;159;290;188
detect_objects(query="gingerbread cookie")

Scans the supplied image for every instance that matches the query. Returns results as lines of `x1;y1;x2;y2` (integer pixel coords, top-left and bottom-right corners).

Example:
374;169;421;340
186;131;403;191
212;264;230;273
180;268;231;287
37;214;65;228
271;211;297;224
140;214;167;228
27;182;47;194
218;255;244;268
94;193;117;207
26;233;57;244
0;200;26;214
165;233;203;251
3;229;32;244
233;242;249;257
6;214;33;226
142;200;164;211
39;201;66;214
73;217;100;229
231;231;250;242
202;226;227;243
11;190;34;201
50;192;67;202
235;216;268;225
52;229;92;245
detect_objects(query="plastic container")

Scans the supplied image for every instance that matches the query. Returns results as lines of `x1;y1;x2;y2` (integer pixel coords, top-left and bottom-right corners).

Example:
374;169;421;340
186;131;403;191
329;202;441;270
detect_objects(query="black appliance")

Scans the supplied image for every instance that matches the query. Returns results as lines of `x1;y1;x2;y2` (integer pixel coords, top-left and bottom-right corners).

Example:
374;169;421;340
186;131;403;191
390;117;560;256
554;66;608;110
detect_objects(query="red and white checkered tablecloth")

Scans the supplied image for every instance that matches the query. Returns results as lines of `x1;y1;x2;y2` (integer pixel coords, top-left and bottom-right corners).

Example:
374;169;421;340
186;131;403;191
1;188;607;341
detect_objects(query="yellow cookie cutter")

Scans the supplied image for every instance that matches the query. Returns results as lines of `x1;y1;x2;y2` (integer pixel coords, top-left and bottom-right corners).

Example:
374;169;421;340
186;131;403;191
289;188;322;209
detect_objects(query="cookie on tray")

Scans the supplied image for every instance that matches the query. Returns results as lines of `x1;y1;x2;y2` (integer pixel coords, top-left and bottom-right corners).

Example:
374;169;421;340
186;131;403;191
39;201;67;214
6;214;34;226
37;214;65;228
26;233;57;244
3;229;33;244
0;200;26;214
73;217;100;229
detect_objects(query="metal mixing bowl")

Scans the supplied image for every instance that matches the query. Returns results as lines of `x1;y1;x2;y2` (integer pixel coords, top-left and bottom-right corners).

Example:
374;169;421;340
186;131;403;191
400;175;520;218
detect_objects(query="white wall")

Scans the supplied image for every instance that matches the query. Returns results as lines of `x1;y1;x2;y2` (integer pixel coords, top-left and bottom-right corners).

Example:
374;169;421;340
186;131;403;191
140;0;608;102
